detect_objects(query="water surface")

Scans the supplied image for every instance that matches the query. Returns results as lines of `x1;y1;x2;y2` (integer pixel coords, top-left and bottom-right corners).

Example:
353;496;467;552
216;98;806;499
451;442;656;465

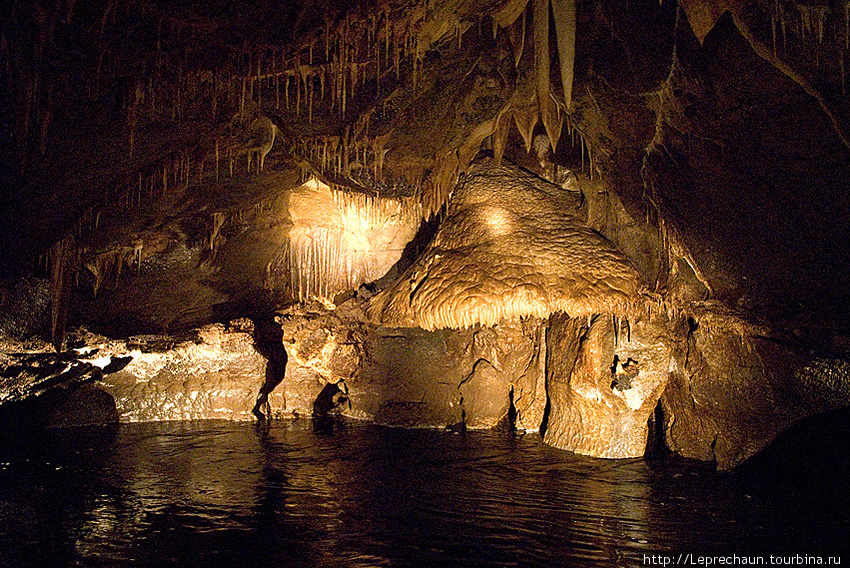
1;409;848;567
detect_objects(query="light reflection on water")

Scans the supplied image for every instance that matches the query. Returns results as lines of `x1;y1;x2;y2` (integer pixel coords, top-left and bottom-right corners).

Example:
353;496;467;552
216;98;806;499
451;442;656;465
0;409;848;567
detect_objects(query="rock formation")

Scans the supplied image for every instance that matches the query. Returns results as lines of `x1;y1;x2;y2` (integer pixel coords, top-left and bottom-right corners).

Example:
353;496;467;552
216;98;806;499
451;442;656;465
1;0;849;469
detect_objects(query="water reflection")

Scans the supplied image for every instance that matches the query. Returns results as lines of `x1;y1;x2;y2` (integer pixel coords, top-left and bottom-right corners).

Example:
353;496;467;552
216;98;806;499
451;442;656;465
0;409;848;567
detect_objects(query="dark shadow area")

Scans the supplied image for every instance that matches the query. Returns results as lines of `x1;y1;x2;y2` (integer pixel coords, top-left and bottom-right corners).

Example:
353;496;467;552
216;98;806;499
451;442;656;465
644;400;669;458
311;380;349;434
250;315;289;421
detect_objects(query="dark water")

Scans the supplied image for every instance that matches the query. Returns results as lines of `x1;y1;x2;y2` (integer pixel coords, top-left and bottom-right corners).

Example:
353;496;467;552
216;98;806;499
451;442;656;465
0;410;848;568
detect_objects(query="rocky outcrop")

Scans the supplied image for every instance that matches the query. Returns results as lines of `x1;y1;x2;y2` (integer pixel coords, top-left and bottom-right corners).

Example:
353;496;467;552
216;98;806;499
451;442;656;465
543;312;672;458
660;306;850;469
278;299;547;431
0;321;281;425
0;337;126;428
99;322;278;422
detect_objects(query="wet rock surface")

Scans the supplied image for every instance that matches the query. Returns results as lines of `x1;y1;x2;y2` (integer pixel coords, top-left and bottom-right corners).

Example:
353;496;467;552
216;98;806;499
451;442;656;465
544;312;673;459
278;299;545;431
660;307;850;469
100;322;278;422
0;322;281;426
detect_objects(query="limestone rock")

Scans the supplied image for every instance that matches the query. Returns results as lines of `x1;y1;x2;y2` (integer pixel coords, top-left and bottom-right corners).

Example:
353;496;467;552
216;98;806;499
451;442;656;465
544;312;672;459
99;323;278;422
279;300;543;430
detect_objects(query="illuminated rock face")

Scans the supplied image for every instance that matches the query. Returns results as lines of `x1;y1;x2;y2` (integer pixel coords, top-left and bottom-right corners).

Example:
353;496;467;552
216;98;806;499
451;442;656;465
370;158;643;330
543;313;672;458
660;311;850;469
277;300;547;431
99;323;279;422
269;178;421;304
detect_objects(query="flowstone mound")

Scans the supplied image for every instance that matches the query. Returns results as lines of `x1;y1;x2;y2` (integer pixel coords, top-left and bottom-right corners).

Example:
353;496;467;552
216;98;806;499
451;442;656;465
369;158;643;330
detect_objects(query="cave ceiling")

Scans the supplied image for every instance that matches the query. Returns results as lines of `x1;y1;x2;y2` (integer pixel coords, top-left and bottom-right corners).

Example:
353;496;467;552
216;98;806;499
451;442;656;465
2;0;850;341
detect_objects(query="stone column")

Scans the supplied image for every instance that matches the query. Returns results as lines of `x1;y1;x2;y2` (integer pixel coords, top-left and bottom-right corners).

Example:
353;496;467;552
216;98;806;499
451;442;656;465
543;312;671;459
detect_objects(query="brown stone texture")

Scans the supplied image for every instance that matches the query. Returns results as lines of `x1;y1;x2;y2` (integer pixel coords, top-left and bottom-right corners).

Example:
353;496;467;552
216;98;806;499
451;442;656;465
100;323;279;422
280;299;546;430
544;312;672;458
661;309;850;469
1;0;850;469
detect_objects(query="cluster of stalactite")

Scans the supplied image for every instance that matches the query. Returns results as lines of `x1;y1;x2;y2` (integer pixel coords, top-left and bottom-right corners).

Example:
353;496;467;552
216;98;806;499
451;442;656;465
1;0;237;174
414;0;578;215
53;147;203;248
773;0;850;95
294;113;394;184
266;0;583;219
267;185;421;304
230;0;471;123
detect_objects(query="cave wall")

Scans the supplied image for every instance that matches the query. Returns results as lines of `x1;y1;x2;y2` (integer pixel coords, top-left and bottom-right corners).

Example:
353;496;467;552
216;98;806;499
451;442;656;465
277;299;547;431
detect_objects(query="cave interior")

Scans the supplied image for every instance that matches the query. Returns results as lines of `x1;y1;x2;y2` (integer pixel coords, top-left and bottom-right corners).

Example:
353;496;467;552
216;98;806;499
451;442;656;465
2;0;850;470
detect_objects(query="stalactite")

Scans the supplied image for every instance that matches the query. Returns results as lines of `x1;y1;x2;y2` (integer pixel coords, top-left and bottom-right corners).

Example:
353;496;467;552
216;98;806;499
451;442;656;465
513;102;539;153
581;131;585;171
798;4;829;44
240;77;246;118
551;0;576;112
163;160;169;194
507;3;527;67
846;0;850;50
285;72;291;109
308;68;314;123
132;239;143;272
38;83;54;158
533;0;550;134
613;314;620;346
50;235;77;353
210;212;226;251
296;63;302;115
772;10;778;58
277;180;423;303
